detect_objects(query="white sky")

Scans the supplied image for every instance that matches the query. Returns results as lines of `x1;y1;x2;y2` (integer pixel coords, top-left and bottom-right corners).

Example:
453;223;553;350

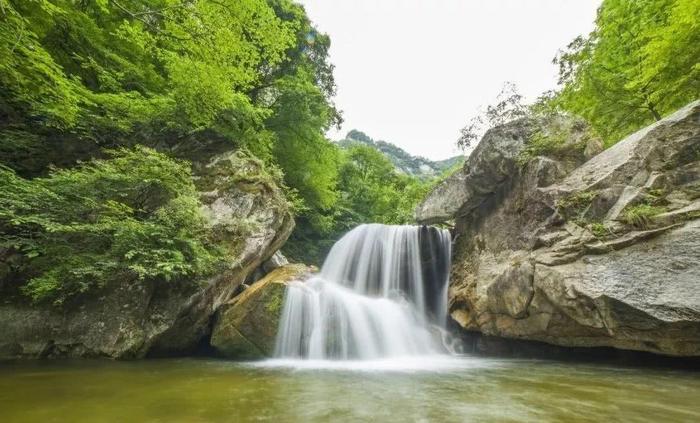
297;0;602;160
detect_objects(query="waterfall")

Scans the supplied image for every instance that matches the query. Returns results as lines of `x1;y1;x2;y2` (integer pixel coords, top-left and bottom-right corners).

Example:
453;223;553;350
274;224;451;360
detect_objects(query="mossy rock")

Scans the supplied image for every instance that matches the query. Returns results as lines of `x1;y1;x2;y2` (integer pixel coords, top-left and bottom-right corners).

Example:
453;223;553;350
210;264;313;359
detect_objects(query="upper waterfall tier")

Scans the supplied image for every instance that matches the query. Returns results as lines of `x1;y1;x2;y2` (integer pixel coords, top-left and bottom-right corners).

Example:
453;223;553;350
321;224;451;320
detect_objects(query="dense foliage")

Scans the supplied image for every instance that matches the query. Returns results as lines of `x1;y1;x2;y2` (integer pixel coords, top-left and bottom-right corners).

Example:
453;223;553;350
554;0;699;144
1;0;299;168
0;147;220;304
0;0;342;211
284;143;439;264
0;0;437;299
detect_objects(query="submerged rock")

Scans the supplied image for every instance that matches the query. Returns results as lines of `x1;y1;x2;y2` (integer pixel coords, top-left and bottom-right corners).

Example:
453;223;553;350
419;100;700;356
210;264;314;359
0;150;294;360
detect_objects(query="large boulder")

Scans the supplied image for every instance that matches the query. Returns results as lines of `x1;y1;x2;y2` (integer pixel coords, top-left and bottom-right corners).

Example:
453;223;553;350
210;263;314;359
0;150;294;359
415;119;534;224
422;100;700;356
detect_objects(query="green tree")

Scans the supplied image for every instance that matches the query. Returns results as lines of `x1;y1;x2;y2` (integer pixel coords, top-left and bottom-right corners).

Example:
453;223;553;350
0;0;347;265
283;144;436;265
0;0;297;173
554;0;700;144
263;0;343;233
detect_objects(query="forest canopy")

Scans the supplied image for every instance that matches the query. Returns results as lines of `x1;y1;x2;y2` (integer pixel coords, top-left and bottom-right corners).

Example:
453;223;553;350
0;0;435;300
554;0;699;144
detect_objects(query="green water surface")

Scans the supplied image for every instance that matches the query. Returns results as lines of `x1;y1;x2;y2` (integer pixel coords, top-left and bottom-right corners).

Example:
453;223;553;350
1;356;699;422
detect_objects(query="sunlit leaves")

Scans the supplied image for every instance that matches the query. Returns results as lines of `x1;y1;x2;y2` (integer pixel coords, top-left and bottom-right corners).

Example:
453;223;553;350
0;0;297;169
554;0;700;144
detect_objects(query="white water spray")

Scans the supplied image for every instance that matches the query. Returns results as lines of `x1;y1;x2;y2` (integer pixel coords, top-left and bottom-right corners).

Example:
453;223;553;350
274;224;452;360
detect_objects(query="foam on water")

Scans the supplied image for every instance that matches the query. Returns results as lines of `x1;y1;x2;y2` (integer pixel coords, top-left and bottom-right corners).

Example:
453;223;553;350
255;355;504;373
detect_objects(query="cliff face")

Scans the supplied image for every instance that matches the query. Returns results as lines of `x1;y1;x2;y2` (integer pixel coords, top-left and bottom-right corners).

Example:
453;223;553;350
417;101;700;356
0;150;294;359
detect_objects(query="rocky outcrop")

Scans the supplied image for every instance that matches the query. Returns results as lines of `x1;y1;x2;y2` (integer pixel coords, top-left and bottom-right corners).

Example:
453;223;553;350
419;100;700;356
210;263;313;359
415;119;535;224
416;115;593;224
0;150;294;360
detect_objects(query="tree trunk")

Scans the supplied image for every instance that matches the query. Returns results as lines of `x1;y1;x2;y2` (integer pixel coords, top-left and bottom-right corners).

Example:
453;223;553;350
649;106;662;121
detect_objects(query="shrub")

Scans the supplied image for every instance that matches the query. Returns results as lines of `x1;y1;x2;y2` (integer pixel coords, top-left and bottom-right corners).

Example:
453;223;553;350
621;204;667;229
0;147;222;304
589;222;608;238
556;190;598;222
517;117;593;166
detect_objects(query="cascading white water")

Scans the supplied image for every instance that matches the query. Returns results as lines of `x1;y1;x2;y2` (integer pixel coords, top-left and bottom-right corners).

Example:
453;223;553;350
274;224;452;360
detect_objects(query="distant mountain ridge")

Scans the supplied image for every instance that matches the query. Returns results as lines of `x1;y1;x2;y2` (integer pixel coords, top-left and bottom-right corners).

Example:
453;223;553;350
336;129;464;179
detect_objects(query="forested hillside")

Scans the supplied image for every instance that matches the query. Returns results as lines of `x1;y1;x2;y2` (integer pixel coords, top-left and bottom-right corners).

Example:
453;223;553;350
337;130;464;179
0;0;437;301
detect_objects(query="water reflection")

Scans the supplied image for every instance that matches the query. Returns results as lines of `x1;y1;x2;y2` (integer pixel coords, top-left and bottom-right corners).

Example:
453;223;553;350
1;357;699;422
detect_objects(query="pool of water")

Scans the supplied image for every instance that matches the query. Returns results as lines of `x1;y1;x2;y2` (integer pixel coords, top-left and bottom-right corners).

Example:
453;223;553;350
1;356;699;422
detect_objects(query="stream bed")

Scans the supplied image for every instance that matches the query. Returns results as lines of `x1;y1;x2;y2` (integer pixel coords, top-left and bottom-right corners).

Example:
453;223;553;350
1;356;699;422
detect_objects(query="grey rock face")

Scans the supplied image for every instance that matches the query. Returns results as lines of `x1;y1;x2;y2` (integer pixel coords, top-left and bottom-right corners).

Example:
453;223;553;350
414;169;469;225
0;150;294;359
441;100;700;356
415;119;533;224
262;251;289;274
555;101;700;194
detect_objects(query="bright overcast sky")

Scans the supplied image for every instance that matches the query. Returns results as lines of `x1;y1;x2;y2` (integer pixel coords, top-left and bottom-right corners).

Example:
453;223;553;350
297;0;602;160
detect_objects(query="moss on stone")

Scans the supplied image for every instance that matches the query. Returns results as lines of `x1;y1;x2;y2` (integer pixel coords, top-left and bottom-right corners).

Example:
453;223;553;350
556;190;599;223
265;287;284;316
622;204;668;228
209;264;312;359
517;116;593;166
590;222;609;238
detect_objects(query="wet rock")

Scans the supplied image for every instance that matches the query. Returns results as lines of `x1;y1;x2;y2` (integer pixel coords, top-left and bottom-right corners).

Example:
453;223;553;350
210;264;314;359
